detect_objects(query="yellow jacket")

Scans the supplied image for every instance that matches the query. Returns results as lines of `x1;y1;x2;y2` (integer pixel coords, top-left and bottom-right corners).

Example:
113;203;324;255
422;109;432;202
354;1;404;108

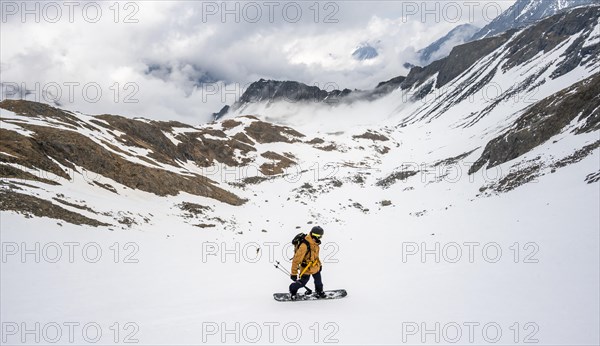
291;234;321;276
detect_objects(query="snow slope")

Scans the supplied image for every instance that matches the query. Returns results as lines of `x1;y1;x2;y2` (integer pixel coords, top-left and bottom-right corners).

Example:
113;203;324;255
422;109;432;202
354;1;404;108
2;113;598;344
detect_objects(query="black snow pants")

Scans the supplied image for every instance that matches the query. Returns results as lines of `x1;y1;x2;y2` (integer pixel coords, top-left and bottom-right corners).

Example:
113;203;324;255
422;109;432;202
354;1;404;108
289;272;323;295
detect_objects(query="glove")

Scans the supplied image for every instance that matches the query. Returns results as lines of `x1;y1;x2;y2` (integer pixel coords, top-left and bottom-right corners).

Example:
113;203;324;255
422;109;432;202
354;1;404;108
290;275;297;281
319;265;323;273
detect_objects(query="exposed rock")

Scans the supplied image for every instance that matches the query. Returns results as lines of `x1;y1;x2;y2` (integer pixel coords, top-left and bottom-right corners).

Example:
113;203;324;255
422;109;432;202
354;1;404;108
259;151;296;175
351;202;369;213
352;174;366;184
352;131;389;141
213;105;230;120
221;119;242;130
311;140;341;152
470;73;600;174
376;146;390;155
241;176;269;185
230;79;352;111
245;120;305;143
434;149;477;167
551;32;600;79
232;132;255;145
0;99;86;130
307;138;325;144
0;189;109;227
294;182;317;199
52;197;98;214
401;32;513;92
371;76;406;96
489;161;543;193
550;141;600;169
0;164;61;185
329;179;343;188
502;6;600;71
151;120;194;132
118;216;137;227
195;223;216;228
471;0;598;41
0;128;72;180
93;181;118;194
177;131;255;167
411;210;427;217
585;172;600;184
179;202;211;218
0;121;245;205
418;24;480;65
377;170;419;188
375;76;406;89
95;114;181;165
481;141;599;193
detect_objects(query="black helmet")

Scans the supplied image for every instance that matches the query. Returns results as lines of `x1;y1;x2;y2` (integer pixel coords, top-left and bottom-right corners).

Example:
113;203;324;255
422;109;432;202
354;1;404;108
310;226;324;238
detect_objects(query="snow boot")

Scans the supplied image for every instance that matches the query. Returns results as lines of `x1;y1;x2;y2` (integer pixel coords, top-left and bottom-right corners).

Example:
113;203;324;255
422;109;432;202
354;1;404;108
316;291;326;299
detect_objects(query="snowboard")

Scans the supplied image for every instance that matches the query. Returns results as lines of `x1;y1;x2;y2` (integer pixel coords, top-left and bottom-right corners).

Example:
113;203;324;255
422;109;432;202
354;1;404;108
273;289;347;302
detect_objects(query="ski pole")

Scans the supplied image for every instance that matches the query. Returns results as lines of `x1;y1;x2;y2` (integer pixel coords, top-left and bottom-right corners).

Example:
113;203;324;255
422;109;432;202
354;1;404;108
274;262;290;276
275;261;312;294
274;261;312;294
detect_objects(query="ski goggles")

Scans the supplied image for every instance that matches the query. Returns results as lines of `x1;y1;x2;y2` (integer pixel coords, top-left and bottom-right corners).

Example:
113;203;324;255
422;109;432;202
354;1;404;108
311;233;322;238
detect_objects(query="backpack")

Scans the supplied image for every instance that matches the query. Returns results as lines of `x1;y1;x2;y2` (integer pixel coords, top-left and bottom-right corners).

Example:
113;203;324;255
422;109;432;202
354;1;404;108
291;232;311;264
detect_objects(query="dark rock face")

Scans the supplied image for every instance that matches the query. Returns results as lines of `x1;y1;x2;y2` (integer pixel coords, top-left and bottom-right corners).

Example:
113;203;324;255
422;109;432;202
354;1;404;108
375;76;406;90
502;6;600;71
397;6;599;127
212;105;230;120
550;29;600;79
469;72;600;174
390;6;600;103
231;79;352;111
373;76;407;96
227;79;352;113
401;32;513;93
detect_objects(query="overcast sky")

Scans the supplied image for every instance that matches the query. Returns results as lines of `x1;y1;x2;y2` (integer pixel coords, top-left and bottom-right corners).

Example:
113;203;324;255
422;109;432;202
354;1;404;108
0;0;516;123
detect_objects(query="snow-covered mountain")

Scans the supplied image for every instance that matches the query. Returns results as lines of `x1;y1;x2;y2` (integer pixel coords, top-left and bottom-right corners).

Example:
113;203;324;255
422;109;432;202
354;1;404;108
1;5;599;345
351;42;379;61
417;23;480;65
471;0;598;40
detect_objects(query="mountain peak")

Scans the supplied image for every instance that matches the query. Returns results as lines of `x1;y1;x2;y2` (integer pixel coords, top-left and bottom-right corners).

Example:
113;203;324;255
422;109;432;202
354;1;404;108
352;43;379;61
417;23;480;65
471;0;598;40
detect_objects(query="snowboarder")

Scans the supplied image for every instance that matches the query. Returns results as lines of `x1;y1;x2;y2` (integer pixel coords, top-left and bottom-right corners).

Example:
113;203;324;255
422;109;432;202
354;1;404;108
290;226;325;300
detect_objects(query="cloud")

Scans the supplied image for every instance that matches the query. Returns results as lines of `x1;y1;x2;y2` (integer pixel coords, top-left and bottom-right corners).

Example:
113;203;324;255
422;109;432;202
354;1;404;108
0;1;516;123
